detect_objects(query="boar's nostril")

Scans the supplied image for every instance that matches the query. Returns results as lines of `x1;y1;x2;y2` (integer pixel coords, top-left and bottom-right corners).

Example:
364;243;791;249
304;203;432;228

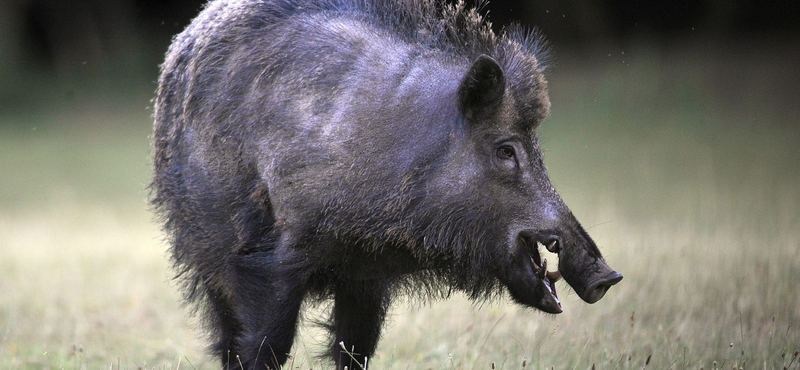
583;271;623;304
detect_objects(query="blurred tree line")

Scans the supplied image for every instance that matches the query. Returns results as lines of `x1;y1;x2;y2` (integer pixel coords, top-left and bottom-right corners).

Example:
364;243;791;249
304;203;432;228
0;0;798;111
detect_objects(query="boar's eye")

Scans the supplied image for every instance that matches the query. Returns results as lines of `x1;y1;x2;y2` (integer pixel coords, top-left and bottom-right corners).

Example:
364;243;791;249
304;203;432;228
497;145;516;160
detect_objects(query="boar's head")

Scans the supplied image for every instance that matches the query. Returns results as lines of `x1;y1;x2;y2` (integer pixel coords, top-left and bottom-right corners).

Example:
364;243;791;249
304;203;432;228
448;54;622;313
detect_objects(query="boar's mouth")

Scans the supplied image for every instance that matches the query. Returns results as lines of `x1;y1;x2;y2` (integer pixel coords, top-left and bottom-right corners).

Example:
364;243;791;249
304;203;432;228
517;234;563;313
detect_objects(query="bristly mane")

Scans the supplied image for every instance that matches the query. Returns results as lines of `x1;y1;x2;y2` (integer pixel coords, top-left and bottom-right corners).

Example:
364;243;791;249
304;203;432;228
234;0;540;52
191;0;550;75
180;0;551;125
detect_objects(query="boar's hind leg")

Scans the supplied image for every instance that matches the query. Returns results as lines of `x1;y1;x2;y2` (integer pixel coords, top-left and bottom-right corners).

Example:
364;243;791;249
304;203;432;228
224;253;308;370
331;280;391;370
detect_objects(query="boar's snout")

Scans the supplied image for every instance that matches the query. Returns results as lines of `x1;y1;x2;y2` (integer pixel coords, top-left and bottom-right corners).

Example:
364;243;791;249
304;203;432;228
580;269;623;303
561;248;623;304
548;224;623;305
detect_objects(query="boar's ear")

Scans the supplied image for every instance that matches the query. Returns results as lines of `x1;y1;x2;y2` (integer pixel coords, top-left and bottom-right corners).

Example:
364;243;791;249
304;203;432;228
457;54;506;118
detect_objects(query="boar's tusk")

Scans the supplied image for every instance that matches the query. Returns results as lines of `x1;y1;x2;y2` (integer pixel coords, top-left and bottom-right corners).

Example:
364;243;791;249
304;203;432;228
545;240;559;253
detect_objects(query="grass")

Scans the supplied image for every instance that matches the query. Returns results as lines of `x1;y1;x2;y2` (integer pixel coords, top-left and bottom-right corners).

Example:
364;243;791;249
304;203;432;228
0;104;209;368
0;41;798;369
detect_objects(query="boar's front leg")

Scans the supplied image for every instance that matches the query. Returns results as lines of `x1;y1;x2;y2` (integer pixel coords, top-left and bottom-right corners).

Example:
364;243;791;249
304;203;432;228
331;279;392;370
227;251;309;370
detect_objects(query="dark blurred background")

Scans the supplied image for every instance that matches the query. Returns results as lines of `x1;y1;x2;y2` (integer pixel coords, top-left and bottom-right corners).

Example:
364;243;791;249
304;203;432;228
1;0;799;117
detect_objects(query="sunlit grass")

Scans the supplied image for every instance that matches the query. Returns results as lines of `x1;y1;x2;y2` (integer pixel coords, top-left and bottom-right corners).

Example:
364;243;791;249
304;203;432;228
0;108;210;368
1;43;798;369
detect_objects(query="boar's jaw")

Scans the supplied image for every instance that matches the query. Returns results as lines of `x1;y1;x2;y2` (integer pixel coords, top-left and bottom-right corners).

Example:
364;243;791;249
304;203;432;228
503;234;563;314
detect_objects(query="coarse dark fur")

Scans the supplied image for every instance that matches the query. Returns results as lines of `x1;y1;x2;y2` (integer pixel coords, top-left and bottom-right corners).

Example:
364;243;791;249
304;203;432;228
151;0;622;369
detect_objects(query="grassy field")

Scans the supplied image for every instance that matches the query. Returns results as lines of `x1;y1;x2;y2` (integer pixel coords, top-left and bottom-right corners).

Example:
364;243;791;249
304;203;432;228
1;41;798;369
